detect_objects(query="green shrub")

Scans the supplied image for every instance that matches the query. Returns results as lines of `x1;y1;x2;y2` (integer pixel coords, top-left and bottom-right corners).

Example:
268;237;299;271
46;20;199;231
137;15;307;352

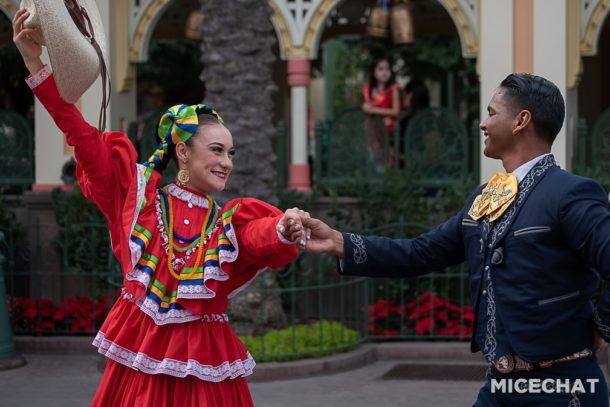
240;320;362;362
52;186;110;273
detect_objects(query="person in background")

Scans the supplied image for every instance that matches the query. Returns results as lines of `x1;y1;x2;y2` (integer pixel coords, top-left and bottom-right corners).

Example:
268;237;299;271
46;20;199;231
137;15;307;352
362;56;400;166
397;79;430;168
398;79;430;137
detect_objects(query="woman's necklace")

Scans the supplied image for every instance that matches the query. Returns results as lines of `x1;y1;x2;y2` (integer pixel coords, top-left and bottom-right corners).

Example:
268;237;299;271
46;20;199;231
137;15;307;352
165;191;213;280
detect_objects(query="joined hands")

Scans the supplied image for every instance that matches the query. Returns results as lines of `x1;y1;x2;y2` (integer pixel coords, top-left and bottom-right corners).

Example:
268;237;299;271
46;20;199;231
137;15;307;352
277;210;345;258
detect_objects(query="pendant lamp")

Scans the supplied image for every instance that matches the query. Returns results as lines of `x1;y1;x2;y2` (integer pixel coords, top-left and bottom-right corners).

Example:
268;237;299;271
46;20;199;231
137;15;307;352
366;0;390;38
391;0;415;44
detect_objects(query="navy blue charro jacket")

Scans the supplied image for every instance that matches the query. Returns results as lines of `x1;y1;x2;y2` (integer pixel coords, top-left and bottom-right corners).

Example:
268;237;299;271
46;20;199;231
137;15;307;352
340;157;610;362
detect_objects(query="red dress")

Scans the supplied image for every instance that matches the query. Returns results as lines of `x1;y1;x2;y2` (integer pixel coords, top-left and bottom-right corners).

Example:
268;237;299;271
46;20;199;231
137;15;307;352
362;82;399;136
30;68;297;406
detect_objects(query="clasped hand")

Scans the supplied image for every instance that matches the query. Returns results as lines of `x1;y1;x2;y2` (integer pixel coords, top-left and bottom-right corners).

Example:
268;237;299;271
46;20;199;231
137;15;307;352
277;209;344;257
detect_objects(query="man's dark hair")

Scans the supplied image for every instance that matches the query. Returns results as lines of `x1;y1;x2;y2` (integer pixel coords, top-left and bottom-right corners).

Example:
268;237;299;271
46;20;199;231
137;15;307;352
499;73;565;144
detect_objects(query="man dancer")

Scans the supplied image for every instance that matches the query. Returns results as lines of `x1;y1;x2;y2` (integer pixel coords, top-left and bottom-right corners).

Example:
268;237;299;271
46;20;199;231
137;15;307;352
293;73;610;406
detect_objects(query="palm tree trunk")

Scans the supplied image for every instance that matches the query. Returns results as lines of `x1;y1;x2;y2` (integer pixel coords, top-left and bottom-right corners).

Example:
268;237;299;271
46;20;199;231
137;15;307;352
199;0;287;336
200;0;279;205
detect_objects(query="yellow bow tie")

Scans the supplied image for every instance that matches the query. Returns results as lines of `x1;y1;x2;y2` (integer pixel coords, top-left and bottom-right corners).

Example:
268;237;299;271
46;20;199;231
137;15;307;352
468;172;518;222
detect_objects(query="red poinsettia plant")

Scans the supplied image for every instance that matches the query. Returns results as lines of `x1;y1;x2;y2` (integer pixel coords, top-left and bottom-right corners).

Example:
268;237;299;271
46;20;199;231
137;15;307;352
8;294;111;335
367;291;473;340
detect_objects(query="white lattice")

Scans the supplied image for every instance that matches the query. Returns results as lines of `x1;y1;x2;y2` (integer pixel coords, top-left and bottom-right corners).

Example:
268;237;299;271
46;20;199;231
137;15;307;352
128;0;180;57
451;0;478;37
581;0;603;37
274;0;322;47
1;0;23;17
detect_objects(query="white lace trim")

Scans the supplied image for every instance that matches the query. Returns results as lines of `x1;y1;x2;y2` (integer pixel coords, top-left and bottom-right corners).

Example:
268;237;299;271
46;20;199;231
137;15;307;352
125;267;151;288
26;65;53;89
166;183;210;209
93;332;254;381
204;265;230;281
177;284;216;299
218;219;239;265
121;290;229;325
134;295;201;325
127;164;148;269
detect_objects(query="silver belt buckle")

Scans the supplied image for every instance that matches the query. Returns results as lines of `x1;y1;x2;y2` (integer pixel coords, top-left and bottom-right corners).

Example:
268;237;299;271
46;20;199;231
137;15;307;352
494;354;515;374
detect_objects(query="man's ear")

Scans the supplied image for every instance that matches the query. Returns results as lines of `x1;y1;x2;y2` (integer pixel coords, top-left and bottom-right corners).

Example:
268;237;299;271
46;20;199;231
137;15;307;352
175;141;189;165
513;110;532;135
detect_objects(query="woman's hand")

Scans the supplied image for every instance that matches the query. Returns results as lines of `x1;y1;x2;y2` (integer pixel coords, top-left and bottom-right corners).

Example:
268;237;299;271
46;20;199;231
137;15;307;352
297;217;344;257
362;102;374;114
12;8;44;74
277;208;311;245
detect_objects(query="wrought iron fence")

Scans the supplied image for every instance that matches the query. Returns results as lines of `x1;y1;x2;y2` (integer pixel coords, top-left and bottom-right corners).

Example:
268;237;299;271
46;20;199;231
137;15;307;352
1;214;471;360
1;219;119;336
314;107;480;191
0;110;34;190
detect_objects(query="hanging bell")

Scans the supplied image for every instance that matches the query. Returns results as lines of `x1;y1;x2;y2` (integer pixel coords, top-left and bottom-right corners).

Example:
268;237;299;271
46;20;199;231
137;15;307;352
390;3;415;44
366;2;390;38
185;10;205;40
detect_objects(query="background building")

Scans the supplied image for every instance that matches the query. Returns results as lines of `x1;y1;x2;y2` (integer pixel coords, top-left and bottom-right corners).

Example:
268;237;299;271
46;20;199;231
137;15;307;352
1;0;609;192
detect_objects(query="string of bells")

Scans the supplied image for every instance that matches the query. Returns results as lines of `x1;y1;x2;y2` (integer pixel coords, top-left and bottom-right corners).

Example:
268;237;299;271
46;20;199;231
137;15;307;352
366;0;415;44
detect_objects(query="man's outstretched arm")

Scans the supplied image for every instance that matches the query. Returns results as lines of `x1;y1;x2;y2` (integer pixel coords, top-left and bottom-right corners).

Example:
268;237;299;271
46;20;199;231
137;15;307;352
293;215;466;279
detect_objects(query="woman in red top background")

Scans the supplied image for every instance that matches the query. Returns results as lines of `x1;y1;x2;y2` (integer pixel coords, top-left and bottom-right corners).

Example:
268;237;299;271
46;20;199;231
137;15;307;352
362;56;400;166
13;8;307;406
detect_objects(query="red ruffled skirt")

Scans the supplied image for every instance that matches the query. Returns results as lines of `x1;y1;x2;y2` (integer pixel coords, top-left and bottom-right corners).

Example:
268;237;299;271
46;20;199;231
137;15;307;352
91;359;254;406
91;295;255;406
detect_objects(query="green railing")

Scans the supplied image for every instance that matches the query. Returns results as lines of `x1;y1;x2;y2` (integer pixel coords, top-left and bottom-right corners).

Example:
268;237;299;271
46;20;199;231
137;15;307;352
1;213;471;360
315;108;390;189
574;110;610;192
0;231;17;358
314;107;480;191
0;110;34;190
576;108;610;172
2;219;118;336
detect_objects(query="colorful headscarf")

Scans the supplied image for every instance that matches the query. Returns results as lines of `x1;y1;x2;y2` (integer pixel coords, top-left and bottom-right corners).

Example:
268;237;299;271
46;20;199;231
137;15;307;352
143;104;224;171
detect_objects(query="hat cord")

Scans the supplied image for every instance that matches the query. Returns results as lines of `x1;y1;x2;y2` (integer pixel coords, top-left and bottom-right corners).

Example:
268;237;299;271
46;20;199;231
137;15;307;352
64;0;111;134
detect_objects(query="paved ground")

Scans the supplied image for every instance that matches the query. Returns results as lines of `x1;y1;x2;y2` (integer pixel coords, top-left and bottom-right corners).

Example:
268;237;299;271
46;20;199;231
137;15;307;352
0;353;483;407
250;360;483;407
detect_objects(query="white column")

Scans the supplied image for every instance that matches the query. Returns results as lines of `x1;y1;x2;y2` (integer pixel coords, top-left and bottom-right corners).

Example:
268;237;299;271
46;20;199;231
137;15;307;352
33;48;67;188
533;0;570;170
287;58;312;191
291;86;308;167
479;0;513;182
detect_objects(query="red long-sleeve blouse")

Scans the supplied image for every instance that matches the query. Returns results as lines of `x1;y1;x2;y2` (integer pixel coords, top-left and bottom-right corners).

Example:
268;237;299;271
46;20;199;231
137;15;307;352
30;67;297;381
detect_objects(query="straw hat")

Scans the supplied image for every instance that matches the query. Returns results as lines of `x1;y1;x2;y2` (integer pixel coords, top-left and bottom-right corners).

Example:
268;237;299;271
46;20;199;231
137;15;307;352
20;0;107;104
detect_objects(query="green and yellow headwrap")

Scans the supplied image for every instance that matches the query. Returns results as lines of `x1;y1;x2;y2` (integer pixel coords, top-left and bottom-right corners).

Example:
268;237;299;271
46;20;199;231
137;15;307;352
143;104;224;171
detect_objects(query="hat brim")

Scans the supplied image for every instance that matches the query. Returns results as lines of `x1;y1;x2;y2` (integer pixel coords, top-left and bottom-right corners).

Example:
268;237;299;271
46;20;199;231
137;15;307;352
22;0;107;104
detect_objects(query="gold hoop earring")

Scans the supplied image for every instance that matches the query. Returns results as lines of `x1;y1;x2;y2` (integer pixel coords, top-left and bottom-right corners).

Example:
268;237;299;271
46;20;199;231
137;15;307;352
177;169;190;186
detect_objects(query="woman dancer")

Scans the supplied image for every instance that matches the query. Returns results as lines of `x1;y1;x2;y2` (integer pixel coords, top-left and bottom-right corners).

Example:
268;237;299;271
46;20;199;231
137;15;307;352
13;8;305;406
